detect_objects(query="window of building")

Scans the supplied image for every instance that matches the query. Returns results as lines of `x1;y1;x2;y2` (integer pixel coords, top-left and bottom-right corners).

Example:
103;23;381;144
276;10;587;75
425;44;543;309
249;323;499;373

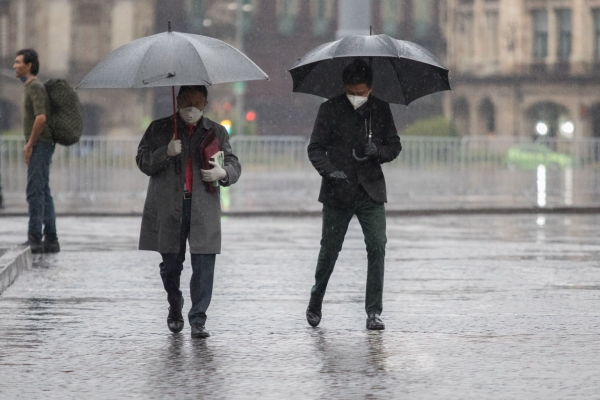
556;9;571;61
311;0;332;37
381;0;399;37
593;9;600;60
0;12;8;61
77;4;101;25
458;11;474;60
414;0;434;40
531;9;548;59
483;10;499;62
277;0;299;36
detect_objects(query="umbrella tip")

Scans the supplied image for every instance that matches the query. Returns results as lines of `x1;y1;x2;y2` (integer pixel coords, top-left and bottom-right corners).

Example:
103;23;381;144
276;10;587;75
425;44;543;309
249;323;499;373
168;20;172;32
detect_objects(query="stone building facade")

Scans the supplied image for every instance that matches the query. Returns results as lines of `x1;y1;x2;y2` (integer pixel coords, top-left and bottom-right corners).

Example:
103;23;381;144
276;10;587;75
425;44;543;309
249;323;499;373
0;0;155;136
0;0;445;137
443;0;600;138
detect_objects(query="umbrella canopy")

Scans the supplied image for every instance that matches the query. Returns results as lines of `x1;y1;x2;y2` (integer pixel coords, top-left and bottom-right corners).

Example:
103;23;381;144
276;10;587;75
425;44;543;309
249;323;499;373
77;29;268;89
289;34;450;105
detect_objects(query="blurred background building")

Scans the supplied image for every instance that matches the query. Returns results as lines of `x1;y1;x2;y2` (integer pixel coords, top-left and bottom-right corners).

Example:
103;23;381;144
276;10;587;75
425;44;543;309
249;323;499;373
443;0;600;138
0;0;445;138
0;0;155;136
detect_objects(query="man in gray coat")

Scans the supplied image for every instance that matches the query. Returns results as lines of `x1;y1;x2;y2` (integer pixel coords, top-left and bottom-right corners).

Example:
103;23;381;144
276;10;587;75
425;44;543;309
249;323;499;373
137;85;241;338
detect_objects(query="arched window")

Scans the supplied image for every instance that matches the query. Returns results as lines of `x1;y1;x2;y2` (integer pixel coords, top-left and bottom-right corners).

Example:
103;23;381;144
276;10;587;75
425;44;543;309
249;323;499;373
453;97;470;136
478;98;495;134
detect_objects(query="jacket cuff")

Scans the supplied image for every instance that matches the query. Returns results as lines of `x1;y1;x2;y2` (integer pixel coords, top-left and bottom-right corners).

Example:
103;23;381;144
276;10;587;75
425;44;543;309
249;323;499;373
221;165;235;186
153;145;170;164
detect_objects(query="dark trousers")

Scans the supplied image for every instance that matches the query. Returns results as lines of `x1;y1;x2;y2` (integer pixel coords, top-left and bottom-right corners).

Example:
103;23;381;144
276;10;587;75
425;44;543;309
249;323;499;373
160;198;216;326
310;189;387;315
26;141;57;240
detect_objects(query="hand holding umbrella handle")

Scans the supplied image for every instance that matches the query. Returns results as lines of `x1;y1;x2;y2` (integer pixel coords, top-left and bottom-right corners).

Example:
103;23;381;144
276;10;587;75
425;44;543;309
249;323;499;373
353;128;372;162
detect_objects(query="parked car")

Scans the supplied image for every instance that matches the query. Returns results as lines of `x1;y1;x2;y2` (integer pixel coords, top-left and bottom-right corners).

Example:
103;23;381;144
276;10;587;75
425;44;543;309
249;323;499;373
507;143;574;169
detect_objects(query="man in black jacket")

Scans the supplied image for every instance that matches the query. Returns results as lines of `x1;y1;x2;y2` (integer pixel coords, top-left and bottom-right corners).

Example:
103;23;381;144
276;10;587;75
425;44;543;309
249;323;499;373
306;59;402;330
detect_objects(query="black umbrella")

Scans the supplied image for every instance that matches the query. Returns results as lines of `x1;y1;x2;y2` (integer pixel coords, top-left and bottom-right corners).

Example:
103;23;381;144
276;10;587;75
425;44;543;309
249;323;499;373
288;34;450;105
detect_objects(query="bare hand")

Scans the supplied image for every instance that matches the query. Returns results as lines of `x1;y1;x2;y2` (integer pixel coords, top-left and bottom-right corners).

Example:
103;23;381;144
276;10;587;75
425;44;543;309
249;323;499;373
201;160;227;182
23;144;33;165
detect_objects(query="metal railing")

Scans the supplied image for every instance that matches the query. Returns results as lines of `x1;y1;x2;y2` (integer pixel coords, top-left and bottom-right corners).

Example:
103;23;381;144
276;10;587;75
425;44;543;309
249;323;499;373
1;135;600;210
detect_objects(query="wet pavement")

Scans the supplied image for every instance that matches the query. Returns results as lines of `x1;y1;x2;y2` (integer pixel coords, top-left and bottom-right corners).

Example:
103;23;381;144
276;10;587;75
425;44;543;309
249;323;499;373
1;214;600;399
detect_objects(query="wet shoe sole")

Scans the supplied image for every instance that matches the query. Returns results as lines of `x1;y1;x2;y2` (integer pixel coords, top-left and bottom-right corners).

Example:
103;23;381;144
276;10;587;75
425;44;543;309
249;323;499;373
306;308;322;327
366;324;385;330
43;243;60;253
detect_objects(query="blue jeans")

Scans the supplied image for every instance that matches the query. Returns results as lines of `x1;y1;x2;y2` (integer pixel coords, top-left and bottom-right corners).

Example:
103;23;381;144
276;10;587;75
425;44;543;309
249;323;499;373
160;198;216;326
26;141;57;240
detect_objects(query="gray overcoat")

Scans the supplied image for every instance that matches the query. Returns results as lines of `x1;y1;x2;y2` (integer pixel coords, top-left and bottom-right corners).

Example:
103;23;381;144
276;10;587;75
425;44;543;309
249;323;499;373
136;115;241;254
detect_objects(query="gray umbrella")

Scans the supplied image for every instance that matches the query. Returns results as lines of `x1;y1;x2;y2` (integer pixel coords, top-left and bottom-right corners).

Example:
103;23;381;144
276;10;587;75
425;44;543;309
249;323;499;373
77;23;268;89
77;22;268;173
289;34;450;105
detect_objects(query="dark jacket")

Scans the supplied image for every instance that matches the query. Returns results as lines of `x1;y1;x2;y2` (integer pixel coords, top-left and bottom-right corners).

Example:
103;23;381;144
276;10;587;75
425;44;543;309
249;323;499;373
136;115;241;254
308;94;402;208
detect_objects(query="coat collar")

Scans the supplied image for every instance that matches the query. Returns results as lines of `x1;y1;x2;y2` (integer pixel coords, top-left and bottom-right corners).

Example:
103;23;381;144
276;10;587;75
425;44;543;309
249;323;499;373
337;93;375;117
173;114;213;132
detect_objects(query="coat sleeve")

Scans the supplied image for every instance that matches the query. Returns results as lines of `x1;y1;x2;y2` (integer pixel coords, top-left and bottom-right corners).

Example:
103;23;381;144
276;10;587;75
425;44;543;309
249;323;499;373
377;103;402;164
218;126;241;187
307;103;338;177
136;122;171;177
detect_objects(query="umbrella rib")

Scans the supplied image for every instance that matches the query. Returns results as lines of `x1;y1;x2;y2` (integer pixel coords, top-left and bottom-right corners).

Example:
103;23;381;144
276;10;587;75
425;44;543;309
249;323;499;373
176;32;214;85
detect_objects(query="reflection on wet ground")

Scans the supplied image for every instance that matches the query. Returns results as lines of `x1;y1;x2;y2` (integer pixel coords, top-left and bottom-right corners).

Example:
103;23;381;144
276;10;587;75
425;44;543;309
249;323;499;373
1;215;600;399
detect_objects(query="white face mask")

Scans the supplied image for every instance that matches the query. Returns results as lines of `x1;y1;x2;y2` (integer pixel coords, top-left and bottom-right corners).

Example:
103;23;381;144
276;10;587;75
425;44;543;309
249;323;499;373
178;107;203;124
347;94;369;110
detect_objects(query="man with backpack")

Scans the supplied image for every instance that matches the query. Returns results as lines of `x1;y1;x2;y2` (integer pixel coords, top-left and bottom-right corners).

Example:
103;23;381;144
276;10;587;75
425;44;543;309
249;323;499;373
13;49;59;254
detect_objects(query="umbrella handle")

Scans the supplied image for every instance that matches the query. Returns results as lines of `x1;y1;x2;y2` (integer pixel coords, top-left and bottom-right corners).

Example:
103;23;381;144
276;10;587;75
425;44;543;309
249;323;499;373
353;149;369;162
172;86;178;141
171;86;181;174
353;131;372;162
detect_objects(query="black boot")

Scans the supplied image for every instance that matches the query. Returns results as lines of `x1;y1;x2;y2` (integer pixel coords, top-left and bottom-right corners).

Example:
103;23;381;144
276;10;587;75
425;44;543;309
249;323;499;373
43;234;60;254
167;298;184;333
306;295;323;327
23;234;44;254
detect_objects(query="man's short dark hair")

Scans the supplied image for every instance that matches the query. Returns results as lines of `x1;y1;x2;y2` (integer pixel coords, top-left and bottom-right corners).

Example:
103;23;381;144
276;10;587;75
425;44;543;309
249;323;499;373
342;59;373;88
16;49;40;75
178;85;208;99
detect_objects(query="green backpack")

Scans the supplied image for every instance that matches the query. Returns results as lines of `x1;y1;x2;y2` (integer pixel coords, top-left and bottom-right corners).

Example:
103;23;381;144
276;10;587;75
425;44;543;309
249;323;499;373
44;79;82;146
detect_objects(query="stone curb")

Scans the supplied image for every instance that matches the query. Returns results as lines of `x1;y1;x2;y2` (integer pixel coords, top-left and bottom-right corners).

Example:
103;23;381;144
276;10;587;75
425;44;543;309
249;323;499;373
2;206;600;218
0;246;32;295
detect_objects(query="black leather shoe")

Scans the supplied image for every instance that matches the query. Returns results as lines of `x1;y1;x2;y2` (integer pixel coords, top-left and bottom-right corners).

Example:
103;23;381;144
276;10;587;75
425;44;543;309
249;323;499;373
167;298;184;333
366;313;385;330
191;323;210;338
306;307;322;327
22;234;44;254
43;239;60;254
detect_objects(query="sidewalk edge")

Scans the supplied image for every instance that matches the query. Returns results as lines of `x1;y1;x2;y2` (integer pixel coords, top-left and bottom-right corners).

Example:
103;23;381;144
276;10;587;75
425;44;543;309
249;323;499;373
1;206;600;218
0;246;32;295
